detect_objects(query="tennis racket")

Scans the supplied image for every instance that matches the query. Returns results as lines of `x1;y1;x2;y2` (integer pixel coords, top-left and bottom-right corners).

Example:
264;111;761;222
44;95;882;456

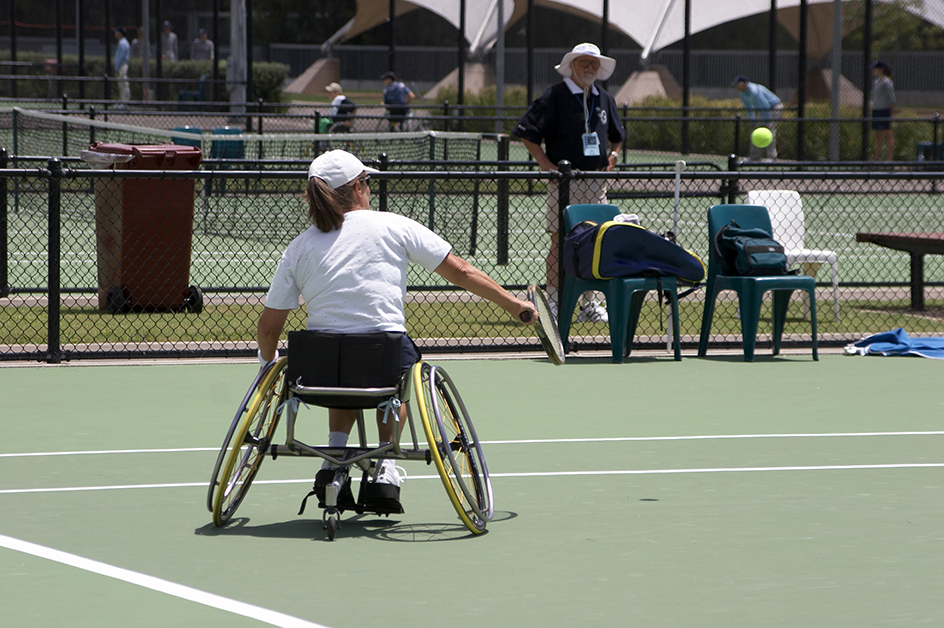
520;284;565;365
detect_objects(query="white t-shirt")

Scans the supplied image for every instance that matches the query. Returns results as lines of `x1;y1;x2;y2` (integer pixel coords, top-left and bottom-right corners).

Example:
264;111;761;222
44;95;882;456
265;210;452;333
328;94;346;118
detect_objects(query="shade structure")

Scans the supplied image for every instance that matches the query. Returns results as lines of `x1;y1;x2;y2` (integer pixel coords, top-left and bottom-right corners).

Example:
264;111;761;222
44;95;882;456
334;0;944;60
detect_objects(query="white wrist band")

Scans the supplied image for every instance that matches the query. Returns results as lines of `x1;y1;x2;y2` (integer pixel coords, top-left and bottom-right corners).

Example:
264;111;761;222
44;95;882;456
258;349;279;365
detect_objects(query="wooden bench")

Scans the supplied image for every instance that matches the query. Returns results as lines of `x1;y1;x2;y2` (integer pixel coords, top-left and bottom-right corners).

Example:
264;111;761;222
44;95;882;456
855;232;944;310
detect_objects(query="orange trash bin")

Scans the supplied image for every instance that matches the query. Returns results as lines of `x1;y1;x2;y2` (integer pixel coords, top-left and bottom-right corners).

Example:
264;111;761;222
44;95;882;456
83;142;204;314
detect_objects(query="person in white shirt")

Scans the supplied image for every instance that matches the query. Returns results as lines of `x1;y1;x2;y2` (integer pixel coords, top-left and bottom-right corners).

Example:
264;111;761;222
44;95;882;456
161;21;178;62
191;28;214;61
325;82;345;117
257;150;535;512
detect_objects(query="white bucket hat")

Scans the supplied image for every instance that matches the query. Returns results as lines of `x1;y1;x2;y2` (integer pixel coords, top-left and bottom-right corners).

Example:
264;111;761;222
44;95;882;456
307;150;378;189
555;43;616;81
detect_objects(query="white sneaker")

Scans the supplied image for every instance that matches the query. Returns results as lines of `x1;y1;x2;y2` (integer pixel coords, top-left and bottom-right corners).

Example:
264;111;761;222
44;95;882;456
577;301;608;323
374;459;405;487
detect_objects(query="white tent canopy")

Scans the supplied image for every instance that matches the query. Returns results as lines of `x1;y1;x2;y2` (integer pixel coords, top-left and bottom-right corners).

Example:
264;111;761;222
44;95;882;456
336;0;944;60
340;0;515;56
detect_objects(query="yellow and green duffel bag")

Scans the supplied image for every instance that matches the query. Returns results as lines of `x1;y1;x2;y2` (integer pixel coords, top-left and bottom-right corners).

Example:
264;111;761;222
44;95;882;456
563;220;705;282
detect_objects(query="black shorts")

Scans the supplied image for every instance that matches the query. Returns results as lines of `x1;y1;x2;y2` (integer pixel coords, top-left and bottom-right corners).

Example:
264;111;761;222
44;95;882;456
872;109;892;131
387;105;409;122
400;333;422;375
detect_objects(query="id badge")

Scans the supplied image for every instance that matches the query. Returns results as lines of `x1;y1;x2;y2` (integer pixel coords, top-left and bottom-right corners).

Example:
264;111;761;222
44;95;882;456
582;132;601;157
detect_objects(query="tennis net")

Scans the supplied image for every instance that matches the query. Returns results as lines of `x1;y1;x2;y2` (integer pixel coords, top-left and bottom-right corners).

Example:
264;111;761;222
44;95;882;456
6;107;485;164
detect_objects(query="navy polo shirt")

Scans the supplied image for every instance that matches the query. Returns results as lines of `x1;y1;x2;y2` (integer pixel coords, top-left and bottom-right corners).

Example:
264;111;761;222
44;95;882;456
513;79;625;172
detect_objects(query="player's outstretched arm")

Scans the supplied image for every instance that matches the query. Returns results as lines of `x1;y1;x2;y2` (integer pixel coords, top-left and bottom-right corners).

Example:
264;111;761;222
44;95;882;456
434;253;535;323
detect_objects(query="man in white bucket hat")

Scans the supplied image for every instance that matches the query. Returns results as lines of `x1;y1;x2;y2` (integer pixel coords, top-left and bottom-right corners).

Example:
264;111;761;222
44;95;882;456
513;43;624;323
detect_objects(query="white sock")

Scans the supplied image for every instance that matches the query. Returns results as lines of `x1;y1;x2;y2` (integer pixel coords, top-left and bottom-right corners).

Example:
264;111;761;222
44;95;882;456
321;431;350;470
329;432;349;448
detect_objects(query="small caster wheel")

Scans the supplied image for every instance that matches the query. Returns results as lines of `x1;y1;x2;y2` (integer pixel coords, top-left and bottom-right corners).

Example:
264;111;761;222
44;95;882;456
106;286;129;314
185;285;204;314
324;513;340;541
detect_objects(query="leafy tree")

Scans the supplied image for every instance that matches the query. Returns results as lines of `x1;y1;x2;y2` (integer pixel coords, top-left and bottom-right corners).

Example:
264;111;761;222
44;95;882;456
255;0;354;44
842;0;944;51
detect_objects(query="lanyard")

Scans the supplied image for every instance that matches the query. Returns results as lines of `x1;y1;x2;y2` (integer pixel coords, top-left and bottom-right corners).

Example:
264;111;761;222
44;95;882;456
575;89;596;134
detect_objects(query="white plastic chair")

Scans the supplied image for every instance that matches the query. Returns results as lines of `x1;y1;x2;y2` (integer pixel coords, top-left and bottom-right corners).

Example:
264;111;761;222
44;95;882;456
746;190;840;321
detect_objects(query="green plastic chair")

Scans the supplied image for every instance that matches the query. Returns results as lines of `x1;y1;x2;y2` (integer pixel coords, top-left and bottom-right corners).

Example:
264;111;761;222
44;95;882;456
697;204;818;361
172;126;202;149
558;204;681;363
177;74;207;110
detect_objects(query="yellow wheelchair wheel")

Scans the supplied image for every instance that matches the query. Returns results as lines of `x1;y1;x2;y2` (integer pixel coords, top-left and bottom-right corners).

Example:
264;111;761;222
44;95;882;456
210;358;287;526
413;362;493;534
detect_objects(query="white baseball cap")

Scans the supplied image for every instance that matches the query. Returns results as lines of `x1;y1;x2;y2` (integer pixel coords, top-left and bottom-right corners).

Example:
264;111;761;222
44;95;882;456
307;150;378;189
555;43;616;81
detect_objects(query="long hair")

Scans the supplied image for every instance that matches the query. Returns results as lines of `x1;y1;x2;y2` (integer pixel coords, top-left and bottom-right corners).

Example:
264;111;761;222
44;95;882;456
304;177;358;232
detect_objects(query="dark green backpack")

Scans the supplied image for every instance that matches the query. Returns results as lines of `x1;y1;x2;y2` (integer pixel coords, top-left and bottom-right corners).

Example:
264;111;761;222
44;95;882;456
714;220;793;276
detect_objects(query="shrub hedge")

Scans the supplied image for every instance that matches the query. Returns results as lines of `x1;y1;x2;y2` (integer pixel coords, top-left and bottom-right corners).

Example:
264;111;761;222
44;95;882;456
0;51;288;104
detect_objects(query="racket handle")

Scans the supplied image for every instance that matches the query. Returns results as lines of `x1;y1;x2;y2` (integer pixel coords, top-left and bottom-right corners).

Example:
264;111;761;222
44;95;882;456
519;311;533;323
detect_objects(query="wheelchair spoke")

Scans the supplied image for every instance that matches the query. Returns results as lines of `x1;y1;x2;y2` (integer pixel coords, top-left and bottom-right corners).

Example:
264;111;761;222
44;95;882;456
211;358;287;526
415;362;493;533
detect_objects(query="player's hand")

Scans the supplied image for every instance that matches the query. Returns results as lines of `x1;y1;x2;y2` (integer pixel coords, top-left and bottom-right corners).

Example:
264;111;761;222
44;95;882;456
258;349;279;370
606;151;618;171
516;301;538;324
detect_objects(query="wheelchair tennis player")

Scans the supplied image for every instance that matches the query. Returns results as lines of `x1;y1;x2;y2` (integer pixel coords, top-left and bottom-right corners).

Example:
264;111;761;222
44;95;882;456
256;150;536;514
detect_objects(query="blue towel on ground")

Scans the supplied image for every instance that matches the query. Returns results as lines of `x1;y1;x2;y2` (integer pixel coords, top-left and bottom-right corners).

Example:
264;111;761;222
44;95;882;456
845;328;944;359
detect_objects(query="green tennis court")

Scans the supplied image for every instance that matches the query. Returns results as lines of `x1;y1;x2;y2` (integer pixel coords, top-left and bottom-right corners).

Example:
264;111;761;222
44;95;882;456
1;352;941;627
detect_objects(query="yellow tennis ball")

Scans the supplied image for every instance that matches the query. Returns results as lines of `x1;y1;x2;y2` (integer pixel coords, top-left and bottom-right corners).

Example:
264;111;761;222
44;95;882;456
752;127;773;148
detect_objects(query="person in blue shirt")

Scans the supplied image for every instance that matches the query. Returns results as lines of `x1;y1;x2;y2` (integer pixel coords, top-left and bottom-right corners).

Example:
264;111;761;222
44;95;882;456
113;27;131;108
381;71;415;131
733;75;783;161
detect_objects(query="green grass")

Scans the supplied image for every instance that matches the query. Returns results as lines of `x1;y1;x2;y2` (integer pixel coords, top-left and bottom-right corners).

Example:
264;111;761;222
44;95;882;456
4;170;944;354
4;296;941;348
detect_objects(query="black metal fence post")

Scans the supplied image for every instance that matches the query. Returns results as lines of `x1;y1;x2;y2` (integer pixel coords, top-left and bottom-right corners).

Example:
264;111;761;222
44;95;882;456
256;99;265;159
497;134;510;265
733;113;742;157
46;158;64;363
933;113;941;159
0;149;8;298
934;113;941;194
556;160;572;307
61;94;69;156
723;154;740;203
378;153;389;212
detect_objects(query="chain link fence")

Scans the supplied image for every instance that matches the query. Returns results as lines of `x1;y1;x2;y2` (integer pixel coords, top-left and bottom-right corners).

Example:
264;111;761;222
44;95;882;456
2;154;943;362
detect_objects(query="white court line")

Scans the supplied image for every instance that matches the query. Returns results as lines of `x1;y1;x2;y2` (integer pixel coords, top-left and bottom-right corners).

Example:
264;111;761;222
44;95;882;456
2;431;942;459
0;447;216;458
484;431;944;445
1;464;942;496
0;534;329;628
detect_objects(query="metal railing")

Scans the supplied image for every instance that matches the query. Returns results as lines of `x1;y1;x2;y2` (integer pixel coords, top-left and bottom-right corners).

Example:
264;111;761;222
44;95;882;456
2;154;943;362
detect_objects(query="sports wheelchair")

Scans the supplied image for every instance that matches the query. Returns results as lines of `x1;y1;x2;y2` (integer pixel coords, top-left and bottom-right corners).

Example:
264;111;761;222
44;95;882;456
207;331;493;540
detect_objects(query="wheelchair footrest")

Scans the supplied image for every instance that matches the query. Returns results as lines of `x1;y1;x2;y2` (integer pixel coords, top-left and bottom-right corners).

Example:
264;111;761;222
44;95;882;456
299;468;356;515
355;481;404;515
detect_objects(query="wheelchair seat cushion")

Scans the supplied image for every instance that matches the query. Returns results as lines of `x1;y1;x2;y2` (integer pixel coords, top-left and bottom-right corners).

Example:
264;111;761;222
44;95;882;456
286;330;403;390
